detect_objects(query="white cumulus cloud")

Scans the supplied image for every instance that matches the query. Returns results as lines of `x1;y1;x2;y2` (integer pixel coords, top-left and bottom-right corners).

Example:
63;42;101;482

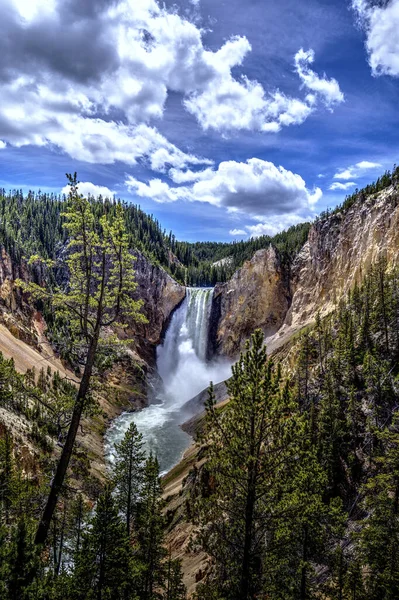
333;160;382;180
329;181;357;191
245;214;306;238
184;46;343;133
126;158;322;224
229;229;247;236
356;160;382;169
0;0;344;166
352;0;399;77
294;49;344;108
61;181;116;199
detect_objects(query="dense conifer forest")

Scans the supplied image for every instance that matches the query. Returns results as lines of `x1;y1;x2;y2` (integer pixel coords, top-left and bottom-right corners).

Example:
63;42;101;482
189;256;399;598
0;187;308;287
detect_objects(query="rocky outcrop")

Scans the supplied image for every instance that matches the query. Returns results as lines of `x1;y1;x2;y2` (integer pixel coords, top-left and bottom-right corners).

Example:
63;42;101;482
130;251;185;347
209;245;290;357
0;247;18;311
285;186;399;329
0;246;50;348
0;245;185;354
211;185;399;358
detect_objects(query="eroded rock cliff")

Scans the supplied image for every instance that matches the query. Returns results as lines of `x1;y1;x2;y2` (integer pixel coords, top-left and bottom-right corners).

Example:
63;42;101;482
211;185;399;357
0;246;185;363
209;245;290;357
285;186;399;330
131;251;185;347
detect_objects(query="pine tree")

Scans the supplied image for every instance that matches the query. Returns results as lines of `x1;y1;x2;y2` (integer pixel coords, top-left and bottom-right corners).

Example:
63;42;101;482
317;370;348;496
113;422;146;536
67;493;91;560
164;552;186;600
357;418;399;598
193;330;299;600
264;418;344;599
136;454;166;600
0;430;14;525
72;486;135;600
6;518;40;600
17;174;146;545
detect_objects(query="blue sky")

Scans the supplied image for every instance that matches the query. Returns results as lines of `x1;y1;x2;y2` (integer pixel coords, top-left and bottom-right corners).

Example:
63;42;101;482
1;0;399;241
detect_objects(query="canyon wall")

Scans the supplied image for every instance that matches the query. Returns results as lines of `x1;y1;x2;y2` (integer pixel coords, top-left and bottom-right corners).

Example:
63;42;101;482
0;246;185;361
209;245;290;357
211;185;399;357
131;251;185;347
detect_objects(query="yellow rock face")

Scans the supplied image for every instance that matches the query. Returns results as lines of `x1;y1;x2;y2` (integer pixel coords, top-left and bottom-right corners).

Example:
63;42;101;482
213;185;399;357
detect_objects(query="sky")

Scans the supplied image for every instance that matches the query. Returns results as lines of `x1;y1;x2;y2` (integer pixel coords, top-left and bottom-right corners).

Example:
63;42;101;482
0;0;399;242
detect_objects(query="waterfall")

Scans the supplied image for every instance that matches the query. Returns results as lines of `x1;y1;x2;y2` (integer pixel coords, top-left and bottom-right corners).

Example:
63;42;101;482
188;288;214;361
105;287;231;474
157;287;214;390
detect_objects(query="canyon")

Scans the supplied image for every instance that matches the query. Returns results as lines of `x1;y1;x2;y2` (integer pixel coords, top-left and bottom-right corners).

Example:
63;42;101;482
1;184;399;472
0;180;399;595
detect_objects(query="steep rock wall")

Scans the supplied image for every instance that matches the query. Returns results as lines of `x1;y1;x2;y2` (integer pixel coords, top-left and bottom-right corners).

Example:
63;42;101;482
285;186;399;330
0;246;185;355
212;185;399;357
209;245;290;357
130;251;185;348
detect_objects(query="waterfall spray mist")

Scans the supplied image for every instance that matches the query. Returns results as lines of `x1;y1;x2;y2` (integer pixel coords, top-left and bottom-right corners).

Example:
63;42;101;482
105;288;231;474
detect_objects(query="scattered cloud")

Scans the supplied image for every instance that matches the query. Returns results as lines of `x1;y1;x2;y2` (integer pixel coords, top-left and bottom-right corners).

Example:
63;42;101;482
61;181;116;198
329;181;357;191
352;0;399;77
229;228;246;236
333;160;381;180
0;0;345;167
245;214;306;238
334;169;354;181
356;160;382;169
126;158;322;224
294;49;344;108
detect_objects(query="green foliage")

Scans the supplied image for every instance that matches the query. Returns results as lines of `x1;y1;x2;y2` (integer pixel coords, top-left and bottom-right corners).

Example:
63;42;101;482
193;331;342;599
71;486;136;600
112;422;146;535
0;185;310;287
174;222;311;285
18;174;148;547
357;418;399;598
136;454;167;600
164;553;187;600
17;175;146;351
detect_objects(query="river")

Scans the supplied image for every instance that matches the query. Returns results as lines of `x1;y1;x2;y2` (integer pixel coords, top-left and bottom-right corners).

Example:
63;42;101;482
105;288;231;475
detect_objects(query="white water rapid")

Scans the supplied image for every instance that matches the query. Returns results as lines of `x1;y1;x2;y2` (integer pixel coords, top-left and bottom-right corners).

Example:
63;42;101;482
105;288;231;474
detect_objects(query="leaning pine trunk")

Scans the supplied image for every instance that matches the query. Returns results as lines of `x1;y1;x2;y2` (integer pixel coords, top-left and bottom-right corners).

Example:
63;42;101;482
35;331;99;545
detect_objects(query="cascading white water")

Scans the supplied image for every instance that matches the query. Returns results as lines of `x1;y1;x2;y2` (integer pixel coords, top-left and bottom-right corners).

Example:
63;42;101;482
105;288;231;474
